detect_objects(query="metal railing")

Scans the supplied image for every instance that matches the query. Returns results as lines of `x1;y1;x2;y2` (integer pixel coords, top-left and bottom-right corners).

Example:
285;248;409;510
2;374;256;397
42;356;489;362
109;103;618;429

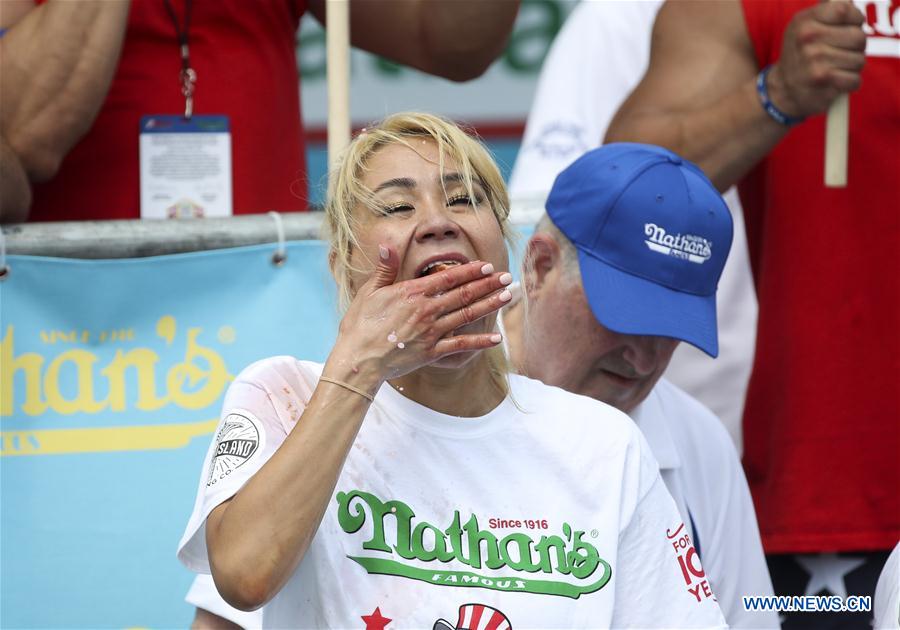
0;198;546;260
1;213;323;260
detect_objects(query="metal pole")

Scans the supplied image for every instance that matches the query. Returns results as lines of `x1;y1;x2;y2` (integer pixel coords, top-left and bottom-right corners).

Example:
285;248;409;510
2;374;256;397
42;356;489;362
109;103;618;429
2;205;539;260
2;213;324;259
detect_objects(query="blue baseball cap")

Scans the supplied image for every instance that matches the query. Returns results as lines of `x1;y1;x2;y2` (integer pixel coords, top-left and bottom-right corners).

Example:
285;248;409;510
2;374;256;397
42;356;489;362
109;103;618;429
546;143;733;357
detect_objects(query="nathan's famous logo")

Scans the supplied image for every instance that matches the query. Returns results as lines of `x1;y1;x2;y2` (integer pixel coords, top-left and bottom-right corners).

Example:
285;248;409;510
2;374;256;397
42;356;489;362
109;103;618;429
1;316;234;456
644;223;712;264
336;490;612;600
206;412;262;487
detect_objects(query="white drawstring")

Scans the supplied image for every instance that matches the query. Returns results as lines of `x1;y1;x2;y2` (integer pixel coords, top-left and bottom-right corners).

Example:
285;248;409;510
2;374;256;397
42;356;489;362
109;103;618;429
0;227;8;279
268;211;286;266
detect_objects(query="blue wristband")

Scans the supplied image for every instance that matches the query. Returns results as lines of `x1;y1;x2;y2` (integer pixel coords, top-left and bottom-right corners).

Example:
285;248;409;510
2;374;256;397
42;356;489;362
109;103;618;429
756;65;805;127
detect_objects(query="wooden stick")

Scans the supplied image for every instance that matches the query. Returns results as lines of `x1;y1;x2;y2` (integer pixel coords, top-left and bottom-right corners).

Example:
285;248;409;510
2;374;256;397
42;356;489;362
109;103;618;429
824;0;849;188
825;94;849;187
326;0;351;172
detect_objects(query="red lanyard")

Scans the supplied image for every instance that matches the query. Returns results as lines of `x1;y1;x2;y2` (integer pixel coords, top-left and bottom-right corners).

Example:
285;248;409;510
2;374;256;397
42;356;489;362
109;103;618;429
163;0;196;119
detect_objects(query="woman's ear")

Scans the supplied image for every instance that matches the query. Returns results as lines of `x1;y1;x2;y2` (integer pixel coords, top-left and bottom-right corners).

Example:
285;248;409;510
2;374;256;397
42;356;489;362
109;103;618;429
523;233;561;298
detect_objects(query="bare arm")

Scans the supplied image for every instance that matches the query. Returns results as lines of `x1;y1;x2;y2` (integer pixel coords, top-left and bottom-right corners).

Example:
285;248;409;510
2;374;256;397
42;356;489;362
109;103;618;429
605;0;866;191
308;0;520;81
0;136;30;223
190;608;242;630
0;0;130;185
205;253;511;610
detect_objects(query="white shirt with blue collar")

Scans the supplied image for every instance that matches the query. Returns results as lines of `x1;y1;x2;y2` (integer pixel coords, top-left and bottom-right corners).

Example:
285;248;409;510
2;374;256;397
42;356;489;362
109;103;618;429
631;378;778;629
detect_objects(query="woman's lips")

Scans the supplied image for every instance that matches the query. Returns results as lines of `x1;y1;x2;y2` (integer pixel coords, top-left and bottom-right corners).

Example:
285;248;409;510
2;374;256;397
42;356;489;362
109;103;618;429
415;254;471;278
425;262;457;275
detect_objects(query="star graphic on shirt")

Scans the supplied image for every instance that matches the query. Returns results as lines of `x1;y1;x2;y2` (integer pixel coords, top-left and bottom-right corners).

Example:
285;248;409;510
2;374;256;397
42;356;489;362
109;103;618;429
361;606;392;630
795;553;866;598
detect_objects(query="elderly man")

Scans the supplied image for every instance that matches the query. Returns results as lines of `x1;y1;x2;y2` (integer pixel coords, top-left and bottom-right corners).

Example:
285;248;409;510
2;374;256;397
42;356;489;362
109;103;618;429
501;143;778;629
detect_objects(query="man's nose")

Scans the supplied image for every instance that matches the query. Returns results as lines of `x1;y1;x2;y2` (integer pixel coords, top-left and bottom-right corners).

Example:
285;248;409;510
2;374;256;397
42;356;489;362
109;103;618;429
621;335;663;376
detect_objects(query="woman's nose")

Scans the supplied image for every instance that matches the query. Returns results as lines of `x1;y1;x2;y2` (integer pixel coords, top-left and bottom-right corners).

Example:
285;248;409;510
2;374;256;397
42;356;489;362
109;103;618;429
414;203;459;242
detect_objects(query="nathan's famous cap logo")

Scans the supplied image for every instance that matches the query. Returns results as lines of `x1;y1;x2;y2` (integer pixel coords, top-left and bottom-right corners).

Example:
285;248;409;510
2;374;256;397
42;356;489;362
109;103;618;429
644;223;712;264
206;412;262;487
336;490;612;600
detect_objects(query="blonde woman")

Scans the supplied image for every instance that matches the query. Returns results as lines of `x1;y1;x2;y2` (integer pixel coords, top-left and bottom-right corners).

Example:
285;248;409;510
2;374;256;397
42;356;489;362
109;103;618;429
177;113;726;629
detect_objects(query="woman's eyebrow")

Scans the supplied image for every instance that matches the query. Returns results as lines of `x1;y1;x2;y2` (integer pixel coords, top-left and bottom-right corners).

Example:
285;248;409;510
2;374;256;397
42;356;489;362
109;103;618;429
373;177;416;194
440;172;486;190
441;172;466;187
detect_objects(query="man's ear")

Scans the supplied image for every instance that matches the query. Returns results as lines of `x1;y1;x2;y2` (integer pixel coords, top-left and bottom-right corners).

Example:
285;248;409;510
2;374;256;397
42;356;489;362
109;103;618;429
523;233;561;298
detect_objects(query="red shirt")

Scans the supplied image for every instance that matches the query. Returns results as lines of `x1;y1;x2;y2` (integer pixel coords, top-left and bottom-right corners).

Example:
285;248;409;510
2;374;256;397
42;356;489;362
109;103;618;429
739;0;900;553
30;0;308;221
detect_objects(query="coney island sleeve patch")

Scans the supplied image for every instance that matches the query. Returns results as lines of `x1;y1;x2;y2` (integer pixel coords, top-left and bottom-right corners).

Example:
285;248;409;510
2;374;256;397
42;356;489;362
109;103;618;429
206;411;264;488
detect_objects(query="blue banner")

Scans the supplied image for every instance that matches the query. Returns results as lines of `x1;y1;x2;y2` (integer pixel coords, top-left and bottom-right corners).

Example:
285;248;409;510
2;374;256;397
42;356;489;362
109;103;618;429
1;241;339;628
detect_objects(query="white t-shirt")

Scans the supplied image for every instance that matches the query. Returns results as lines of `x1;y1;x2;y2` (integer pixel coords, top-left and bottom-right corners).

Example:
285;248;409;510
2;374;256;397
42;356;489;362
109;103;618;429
633;379;778;629
178;356;726;629
509;0;758;453
875;542;900;629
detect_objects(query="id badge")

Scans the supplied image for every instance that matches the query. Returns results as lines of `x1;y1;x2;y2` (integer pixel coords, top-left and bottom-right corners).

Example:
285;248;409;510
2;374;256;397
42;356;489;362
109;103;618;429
139;115;232;219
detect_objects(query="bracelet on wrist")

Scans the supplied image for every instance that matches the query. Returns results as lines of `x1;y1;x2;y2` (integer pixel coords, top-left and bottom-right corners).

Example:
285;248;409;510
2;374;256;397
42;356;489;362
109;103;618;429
319;376;375;402
756;65;805;127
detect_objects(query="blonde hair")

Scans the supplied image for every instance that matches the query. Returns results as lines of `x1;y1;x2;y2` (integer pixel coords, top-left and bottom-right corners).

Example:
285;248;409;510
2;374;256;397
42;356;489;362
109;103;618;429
323;111;515;395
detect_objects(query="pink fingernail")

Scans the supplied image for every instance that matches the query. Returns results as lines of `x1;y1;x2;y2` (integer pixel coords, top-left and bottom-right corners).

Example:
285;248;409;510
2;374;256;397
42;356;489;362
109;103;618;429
499;289;512;302
379;245;389;260
481;263;494;275
490;333;503;344
499;272;513;286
